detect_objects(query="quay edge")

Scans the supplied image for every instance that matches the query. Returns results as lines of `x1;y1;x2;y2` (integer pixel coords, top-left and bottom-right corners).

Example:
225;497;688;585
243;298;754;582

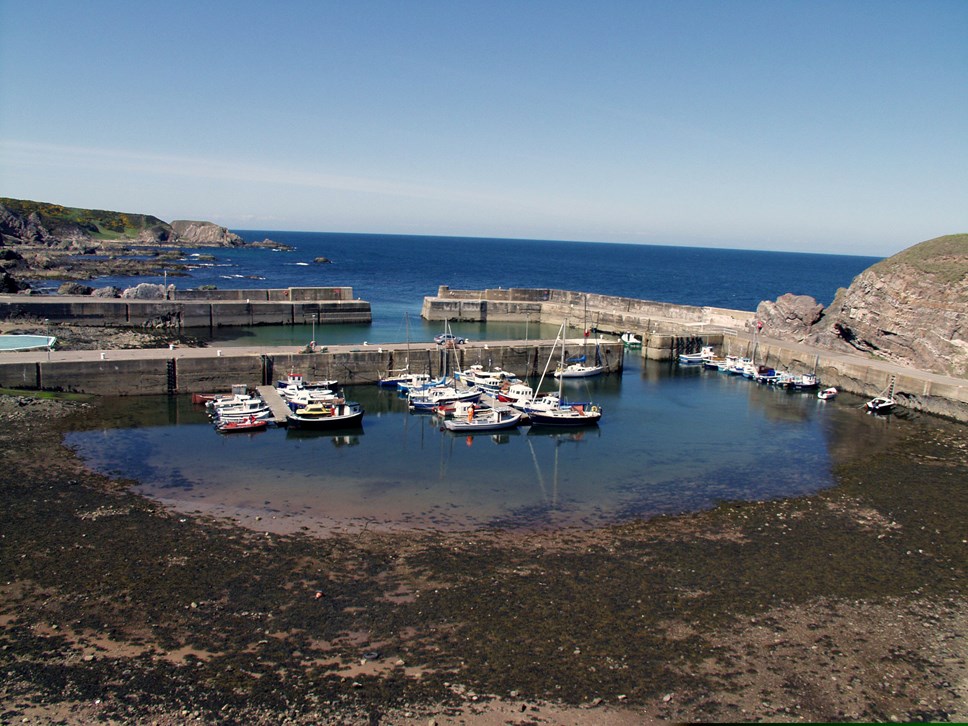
0;339;624;398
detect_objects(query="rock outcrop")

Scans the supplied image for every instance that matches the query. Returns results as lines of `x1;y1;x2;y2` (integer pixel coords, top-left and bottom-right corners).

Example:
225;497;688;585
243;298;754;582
756;294;824;342
170;220;245;247
758;234;968;379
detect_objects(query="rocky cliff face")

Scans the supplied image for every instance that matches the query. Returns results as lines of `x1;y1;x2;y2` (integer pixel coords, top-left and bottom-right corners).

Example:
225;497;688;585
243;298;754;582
170;220;244;247
759;234;968;379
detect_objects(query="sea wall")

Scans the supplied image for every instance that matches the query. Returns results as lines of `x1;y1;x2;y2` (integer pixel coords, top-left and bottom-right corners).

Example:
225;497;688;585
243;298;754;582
0;288;370;328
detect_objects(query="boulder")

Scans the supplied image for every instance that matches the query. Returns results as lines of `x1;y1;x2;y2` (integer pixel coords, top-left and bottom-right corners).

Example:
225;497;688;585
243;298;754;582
314;256;332;264
92;286;121;298
0;270;23;293
756;294;824;342
121;283;167;300
57;282;93;296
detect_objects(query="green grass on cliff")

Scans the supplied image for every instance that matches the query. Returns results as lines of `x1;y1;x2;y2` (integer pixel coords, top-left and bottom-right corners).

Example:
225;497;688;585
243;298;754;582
0;197;169;240
872;233;968;284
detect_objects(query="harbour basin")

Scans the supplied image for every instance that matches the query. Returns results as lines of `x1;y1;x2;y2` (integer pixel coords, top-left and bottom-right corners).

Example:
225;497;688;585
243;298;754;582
66;356;905;535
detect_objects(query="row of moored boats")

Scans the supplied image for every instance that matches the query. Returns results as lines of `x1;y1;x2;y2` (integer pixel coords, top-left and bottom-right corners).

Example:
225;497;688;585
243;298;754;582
196;373;365;432
678;345;897;413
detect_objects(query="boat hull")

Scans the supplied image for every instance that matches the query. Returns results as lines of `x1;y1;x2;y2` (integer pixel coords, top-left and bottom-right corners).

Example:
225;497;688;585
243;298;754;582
286;404;365;429
528;406;602;427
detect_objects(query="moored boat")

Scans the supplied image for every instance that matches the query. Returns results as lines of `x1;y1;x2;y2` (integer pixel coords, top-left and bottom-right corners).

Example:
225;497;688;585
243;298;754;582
678;345;716;365
408;385;482;412
286;401;365;429
458;364;520;392
216;415;269;433
817;387;838;400
554;356;604;379
442;402;523;432
620;331;642;348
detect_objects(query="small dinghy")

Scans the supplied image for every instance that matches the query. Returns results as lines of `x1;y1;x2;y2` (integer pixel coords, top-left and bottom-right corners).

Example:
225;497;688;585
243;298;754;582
216;416;268;433
817;387;838;400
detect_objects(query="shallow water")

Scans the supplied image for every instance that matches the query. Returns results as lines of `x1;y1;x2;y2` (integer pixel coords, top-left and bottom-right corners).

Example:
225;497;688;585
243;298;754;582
66;356;905;534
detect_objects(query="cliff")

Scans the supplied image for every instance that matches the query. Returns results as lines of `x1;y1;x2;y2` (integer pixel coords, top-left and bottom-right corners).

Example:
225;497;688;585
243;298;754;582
0;198;246;248
759;234;968;379
0;197;262;288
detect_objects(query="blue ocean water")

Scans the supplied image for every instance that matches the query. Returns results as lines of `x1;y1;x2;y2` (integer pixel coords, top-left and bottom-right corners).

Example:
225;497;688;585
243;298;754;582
50;232;881;346
62;232;895;534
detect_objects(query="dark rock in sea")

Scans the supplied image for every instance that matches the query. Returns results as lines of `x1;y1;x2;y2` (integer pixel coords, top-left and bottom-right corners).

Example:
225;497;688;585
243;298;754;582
170;220;245;247
314;256;332;264
249;238;293;251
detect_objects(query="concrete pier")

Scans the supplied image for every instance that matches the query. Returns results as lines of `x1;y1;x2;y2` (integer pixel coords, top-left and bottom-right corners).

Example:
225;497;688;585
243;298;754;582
256;385;293;425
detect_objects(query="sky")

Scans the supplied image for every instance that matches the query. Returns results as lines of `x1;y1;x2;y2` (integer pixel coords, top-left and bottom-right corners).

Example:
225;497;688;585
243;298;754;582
0;1;965;257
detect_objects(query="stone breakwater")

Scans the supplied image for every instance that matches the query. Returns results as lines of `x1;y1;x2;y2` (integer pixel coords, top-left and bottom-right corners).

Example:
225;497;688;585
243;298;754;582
0;287;370;329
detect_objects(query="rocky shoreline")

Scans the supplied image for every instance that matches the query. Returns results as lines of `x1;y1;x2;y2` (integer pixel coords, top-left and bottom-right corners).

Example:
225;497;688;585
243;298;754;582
0;393;965;724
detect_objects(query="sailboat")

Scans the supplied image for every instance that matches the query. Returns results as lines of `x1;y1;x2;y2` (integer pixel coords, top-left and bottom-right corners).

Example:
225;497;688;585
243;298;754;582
379;313;414;388
553;317;604;379
527;322;603;427
866;376;897;413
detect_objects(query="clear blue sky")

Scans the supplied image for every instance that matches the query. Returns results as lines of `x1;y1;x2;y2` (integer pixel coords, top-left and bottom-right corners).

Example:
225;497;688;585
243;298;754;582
1;0;965;256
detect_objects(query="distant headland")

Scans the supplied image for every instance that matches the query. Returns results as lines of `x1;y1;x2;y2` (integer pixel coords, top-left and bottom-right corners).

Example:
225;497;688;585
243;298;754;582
0;197;290;293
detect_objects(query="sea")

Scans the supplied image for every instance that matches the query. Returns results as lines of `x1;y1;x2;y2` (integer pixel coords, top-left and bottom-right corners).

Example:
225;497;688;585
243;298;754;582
43;232;879;347
60;232;902;534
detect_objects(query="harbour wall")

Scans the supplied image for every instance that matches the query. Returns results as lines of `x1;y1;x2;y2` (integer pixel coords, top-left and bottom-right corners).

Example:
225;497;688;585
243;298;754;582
421;286;968;421
0;341;625;397
421;286;754;337
0;287;370;328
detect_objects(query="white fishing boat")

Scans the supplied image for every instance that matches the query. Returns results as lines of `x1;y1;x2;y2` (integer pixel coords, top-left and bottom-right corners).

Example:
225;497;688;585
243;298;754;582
442;402;523;432
817;387;838;400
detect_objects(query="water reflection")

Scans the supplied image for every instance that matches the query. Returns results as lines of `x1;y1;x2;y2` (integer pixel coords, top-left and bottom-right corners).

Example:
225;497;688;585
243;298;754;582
65;359;913;534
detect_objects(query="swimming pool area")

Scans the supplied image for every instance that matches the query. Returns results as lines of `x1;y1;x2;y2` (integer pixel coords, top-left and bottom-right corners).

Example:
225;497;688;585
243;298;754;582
0;334;56;351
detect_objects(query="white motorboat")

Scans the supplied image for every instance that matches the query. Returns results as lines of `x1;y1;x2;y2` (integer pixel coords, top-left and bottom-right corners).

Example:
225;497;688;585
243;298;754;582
459;364;520;392
408;385;482;412
817;387;838;400
620;332;642;348
678;345;716;364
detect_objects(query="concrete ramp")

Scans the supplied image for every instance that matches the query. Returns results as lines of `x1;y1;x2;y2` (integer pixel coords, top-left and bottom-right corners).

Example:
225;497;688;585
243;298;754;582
257;385;291;425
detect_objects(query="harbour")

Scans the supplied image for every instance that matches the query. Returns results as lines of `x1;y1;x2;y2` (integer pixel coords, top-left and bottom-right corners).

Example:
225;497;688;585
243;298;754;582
2;285;966;421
